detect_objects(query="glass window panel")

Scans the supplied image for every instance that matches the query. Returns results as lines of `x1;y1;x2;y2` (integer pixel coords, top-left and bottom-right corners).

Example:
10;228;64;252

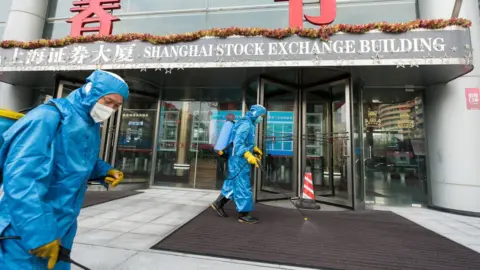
154;100;199;188
43;22;70;39
127;0;206;12
303;82;353;207
302;2;416;26
114;95;158;184
362;88;427;206
207;9;289;29
260;82;296;199
113;14;207;36
154;88;243;190
208;0;274;8
194;92;242;190
0;0;12;22
47;0;127;18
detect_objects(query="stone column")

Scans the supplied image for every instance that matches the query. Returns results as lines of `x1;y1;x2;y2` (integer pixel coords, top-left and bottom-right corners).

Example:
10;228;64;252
0;0;49;111
3;0;49;41
419;0;480;214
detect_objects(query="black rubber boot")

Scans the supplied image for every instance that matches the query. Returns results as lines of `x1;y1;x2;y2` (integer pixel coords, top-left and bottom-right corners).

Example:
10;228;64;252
238;212;259;224
210;194;229;217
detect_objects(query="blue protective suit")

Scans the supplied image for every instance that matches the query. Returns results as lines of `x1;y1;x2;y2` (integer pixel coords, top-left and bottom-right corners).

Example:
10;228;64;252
0;70;129;270
221;105;266;213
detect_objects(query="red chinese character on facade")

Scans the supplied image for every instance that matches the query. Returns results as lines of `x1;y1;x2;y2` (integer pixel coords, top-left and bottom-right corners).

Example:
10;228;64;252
67;0;122;37
275;0;337;29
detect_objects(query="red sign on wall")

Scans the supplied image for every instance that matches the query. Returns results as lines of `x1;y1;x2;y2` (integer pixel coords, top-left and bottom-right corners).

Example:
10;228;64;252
465;88;480;110
275;0;337;29
67;0;122;37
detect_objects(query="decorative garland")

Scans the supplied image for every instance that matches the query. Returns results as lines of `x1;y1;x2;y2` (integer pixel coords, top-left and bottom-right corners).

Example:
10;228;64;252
0;18;471;50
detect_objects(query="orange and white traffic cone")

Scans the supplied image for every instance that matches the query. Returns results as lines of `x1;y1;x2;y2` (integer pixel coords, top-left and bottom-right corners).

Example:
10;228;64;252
302;172;315;200
296;172;320;210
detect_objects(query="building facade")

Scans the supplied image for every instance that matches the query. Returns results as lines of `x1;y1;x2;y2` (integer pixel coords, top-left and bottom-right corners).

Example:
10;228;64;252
0;0;479;215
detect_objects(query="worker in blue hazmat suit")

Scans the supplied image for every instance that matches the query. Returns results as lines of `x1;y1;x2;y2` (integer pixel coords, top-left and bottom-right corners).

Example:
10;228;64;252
211;105;267;224
0;69;129;270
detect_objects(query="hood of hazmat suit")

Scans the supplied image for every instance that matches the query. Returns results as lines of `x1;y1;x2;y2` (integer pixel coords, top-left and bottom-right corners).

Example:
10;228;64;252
245;105;267;122
0;70;128;269
221;104;266;213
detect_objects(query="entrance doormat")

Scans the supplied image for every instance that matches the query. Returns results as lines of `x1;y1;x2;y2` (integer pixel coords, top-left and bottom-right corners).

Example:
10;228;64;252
82;190;142;208
151;203;480;270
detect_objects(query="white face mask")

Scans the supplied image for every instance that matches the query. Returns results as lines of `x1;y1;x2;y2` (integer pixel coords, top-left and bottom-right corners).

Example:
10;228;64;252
90;102;115;123
254;116;263;125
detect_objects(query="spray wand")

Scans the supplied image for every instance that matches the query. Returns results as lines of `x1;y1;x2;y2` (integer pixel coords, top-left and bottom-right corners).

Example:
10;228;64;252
0;236;91;270
257;162;308;222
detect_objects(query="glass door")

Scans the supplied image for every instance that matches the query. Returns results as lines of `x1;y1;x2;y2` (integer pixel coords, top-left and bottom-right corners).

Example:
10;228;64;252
256;78;299;201
301;79;353;208
153;88;244;190
111;95;158;184
154;100;200;188
193;89;243;190
362;88;428;206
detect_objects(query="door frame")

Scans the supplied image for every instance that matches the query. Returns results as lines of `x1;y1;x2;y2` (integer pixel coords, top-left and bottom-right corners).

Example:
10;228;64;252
255;77;301;202
301;78;354;208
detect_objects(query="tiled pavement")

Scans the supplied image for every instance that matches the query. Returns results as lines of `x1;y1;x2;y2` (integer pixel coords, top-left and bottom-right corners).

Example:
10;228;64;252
72;187;480;269
371;204;480;254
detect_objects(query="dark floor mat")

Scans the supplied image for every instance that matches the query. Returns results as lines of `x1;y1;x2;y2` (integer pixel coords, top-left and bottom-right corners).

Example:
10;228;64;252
82;190;142;208
151;203;480;270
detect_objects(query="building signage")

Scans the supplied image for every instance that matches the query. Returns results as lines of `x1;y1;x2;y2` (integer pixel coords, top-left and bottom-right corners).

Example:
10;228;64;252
465;88;480;110
67;0;121;37
275;0;337;28
397;111;415;129
0;28;471;71
365;109;381;128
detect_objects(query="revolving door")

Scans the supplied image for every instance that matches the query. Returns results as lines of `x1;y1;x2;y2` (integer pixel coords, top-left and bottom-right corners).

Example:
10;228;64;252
255;77;355;209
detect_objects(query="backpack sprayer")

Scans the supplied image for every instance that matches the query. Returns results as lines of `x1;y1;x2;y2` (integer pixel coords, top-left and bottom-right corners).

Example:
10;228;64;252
0;109;25;186
213;113;236;157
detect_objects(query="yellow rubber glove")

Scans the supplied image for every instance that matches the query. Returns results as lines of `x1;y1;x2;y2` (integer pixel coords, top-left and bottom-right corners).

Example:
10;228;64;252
218;150;224;156
105;169;124;188
253;146;263;158
244;151;260;168
30;239;60;269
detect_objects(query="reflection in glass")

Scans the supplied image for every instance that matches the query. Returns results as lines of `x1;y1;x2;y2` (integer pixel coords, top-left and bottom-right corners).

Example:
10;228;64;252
363;89;427;206
193;101;242;189
331;84;349;200
352;79;365;206
114;96;157;183
154;88;243;190
155;101;197;188
304;90;329;196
